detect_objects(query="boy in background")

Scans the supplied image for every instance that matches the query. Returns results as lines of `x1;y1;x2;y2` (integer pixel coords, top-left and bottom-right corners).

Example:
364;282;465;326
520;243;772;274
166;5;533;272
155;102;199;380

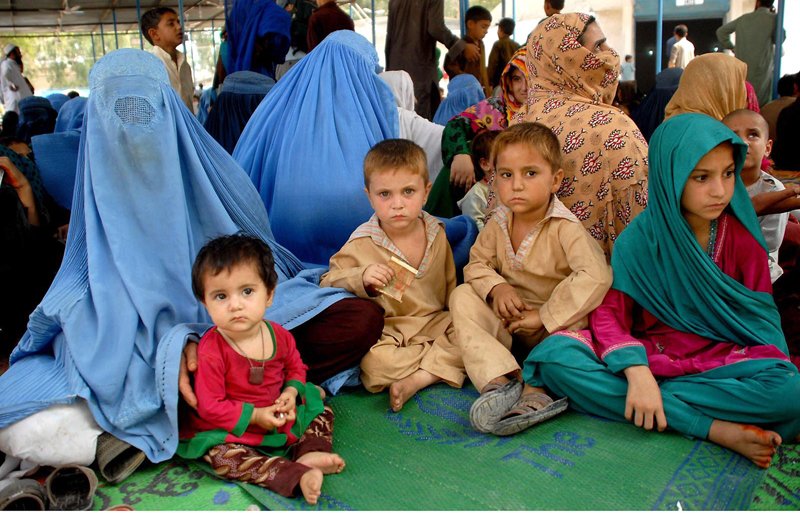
458;129;500;230
487;18;520;94
141;7;195;112
450;122;612;436
321;139;465;412
444;6;493;97
723;108;794;283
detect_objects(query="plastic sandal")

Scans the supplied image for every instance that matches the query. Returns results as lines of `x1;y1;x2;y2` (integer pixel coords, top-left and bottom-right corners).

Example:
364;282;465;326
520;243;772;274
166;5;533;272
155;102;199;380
45;465;98;511
0;478;47;511
95;433;146;484
468;380;523;433
490;395;569;436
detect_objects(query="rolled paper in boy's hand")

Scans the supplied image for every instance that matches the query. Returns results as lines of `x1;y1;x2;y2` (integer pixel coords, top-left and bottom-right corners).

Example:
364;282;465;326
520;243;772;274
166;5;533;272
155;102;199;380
377;256;418;302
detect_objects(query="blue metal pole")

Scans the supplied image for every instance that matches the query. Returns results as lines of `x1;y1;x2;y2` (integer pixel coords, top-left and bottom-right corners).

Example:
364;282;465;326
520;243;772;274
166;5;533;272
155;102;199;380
512;0;516;30
459;0;469;37
99;23;106;55
136;0;143;49
371;0;376;46
501;0;505;18
112;8;119;49
179;0;187;56
224;0;229;26
655;0;663;74
772;0;785;101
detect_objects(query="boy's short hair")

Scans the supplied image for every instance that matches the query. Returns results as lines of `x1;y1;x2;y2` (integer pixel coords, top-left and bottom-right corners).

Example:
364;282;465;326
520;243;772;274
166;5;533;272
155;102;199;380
624;54;633;60
674;24;688;38
498;18;516;36
141;7;177;45
470;129;500;181
363;139;428;187
547;0;565;10
191;233;278;300
491;122;562;172
465;6;492;24
722;108;769;137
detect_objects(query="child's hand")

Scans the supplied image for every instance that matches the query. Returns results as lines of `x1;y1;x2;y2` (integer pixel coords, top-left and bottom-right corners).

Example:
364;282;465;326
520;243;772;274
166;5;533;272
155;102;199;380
623;366;667;432
252;405;289;430
505;308;543;336
489;283;529;321
274;388;298;417
363;263;395;291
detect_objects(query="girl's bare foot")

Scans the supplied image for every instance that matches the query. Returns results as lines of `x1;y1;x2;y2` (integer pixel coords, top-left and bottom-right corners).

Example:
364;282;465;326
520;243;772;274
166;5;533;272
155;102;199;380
389;369;439;412
708;420;782;469
299;468;324;505
296;451;346;474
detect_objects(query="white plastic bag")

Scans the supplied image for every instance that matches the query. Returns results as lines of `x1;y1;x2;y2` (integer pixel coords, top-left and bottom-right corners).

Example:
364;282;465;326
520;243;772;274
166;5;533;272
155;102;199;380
0;401;102;466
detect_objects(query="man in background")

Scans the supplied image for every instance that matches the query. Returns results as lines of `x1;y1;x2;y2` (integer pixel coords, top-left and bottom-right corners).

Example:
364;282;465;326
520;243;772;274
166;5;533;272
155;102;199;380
717;0;782;106
386;0;480;120
1;44;33;114
668;24;694;69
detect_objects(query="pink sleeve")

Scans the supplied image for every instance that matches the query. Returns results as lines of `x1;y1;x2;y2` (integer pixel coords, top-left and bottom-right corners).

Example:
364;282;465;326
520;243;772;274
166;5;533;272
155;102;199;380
589;289;649;373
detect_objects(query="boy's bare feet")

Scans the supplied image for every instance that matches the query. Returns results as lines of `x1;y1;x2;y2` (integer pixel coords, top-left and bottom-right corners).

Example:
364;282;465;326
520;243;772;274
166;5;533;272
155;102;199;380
708;420;782;468
389;369;439;412
299;468;324;505
296;451;346;474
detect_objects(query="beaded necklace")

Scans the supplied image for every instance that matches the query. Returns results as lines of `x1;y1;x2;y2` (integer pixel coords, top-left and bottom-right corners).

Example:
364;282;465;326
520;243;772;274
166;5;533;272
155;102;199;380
706;218;719;258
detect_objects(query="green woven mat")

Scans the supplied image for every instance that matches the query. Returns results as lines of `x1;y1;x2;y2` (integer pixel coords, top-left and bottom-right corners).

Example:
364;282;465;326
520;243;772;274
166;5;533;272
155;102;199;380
749;443;800;510
92;385;799;510
91;460;259;510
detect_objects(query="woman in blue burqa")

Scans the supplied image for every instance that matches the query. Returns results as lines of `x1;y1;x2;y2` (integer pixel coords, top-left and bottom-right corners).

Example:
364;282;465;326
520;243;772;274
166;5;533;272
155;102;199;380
0;49;382;463
226;0;291;80
204;71;276;155
234;30;477;269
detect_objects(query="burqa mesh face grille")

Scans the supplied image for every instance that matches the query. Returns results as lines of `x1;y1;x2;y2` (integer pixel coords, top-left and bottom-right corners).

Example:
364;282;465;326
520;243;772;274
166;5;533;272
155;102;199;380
114;96;155;126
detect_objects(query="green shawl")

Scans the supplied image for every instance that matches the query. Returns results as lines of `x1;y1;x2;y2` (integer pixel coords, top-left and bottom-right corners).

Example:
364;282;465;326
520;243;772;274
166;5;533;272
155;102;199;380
610;113;785;351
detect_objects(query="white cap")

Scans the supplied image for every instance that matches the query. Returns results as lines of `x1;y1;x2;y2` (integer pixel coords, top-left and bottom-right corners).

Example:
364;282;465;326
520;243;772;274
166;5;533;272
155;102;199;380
3;43;18;56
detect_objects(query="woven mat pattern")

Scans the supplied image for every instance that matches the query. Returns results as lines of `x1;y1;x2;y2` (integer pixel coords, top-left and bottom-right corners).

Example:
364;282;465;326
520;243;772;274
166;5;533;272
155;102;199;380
92;385;800;510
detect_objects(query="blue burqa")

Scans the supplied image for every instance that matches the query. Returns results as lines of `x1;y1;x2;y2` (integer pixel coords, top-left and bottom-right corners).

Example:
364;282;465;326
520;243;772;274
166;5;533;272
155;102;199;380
46;93;70;113
0;49;350;462
31;97;89;210
205;71;275;155
17;96;57;143
234;31;399;266
54;97;88;133
433;74;485;126
227;0;291;78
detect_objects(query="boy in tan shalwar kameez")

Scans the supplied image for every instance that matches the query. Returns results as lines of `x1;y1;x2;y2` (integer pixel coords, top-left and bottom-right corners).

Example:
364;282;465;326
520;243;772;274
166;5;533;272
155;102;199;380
321;139;465;412
450;122;612;436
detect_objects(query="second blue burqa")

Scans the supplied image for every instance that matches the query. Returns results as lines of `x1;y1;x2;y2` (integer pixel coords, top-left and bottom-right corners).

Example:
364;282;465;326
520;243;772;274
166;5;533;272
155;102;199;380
234;31;399;266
